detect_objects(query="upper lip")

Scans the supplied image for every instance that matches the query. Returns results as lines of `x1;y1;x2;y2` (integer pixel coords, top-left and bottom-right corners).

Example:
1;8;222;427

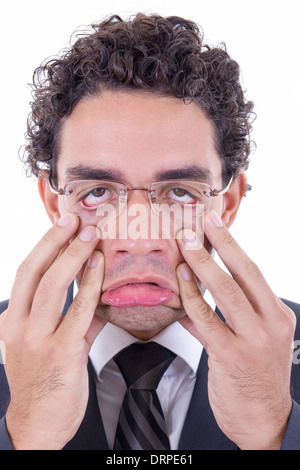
103;275;173;293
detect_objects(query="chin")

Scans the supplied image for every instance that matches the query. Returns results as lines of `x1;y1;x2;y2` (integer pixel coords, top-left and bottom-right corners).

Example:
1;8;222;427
94;303;186;337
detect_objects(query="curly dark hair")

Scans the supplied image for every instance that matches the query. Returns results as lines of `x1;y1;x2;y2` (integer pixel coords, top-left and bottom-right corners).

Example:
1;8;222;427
21;13;255;188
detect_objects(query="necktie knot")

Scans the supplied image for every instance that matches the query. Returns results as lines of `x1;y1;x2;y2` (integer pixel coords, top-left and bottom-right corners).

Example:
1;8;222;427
114;342;176;390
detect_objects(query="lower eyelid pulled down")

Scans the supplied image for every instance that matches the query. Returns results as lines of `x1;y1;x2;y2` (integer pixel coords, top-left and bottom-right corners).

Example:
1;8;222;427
80;188;115;207
164;188;199;204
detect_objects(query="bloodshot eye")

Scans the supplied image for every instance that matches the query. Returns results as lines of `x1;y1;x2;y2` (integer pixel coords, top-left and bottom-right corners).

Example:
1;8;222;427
166;187;198;204
81;187;111;208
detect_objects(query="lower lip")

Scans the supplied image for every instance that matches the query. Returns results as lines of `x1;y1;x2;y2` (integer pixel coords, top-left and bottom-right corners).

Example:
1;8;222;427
101;283;173;307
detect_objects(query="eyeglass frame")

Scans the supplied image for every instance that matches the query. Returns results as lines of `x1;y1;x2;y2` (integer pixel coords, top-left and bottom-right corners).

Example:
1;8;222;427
49;175;233;215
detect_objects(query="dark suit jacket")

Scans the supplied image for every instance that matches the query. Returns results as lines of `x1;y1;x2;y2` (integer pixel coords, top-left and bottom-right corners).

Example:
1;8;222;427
1;286;300;450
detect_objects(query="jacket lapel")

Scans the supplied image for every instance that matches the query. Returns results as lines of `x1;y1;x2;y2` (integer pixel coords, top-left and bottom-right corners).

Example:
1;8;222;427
178;349;236;450
178;307;237;450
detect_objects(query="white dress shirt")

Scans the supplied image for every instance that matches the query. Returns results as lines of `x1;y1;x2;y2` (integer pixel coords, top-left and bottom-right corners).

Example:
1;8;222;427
89;320;203;449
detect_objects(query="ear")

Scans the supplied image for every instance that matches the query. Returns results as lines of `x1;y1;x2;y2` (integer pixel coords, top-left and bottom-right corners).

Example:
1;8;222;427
38;174;61;225
221;173;247;228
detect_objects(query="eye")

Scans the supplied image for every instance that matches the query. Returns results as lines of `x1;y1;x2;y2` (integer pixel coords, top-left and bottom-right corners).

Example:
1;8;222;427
165;187;198;204
80;186;112;208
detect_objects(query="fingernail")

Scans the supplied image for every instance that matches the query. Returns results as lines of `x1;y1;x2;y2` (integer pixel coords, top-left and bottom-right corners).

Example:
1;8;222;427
209;211;223;228
180;263;193;281
57;214;73;226
79;226;97;242
88;252;100;268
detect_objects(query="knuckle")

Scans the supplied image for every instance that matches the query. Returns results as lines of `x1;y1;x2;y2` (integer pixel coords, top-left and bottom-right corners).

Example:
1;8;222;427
16;260;31;280
222;232;237;250
280;309;296;339
251;326;271;352
283;305;297;326
65;243;81;259
244;259;262;279
288;309;297;332
66;294;91;330
33;277;58;311
217;275;239;297
80;275;95;289
231;295;248;312
39;275;58;292
197;302;214;321
197;250;211;265
184;290;215;324
23;328;41;352
71;294;90;315
42;229;56;245
0;310;22;348
198;306;219;333
183;288;209;316
186;287;202;304
274;301;297;339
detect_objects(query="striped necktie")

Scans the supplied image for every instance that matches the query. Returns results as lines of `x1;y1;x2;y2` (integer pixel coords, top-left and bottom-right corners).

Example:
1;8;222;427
113;342;176;450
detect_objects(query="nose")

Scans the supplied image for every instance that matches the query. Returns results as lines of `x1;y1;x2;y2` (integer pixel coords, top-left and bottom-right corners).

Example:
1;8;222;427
109;235;168;257
103;187;172;257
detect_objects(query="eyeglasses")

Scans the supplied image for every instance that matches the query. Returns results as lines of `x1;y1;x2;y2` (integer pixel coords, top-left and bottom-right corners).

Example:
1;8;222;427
50;177;233;224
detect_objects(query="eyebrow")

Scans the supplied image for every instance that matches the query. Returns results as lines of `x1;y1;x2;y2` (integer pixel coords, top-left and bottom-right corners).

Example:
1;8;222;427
154;165;212;182
65;165;124;182
64;164;212;184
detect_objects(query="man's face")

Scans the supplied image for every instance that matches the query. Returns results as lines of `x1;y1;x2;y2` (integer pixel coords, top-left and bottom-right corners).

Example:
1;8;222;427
56;91;224;339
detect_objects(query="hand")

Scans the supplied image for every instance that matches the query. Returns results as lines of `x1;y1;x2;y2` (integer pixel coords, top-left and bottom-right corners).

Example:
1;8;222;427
176;211;296;450
0;214;106;449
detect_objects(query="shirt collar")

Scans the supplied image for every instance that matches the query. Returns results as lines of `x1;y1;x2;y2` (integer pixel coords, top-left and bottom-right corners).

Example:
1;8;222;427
89;289;214;381
89;321;203;381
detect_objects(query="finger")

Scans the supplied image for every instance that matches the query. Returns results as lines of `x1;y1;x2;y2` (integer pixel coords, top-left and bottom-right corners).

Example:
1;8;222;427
58;250;105;345
176;262;232;352
8;214;80;318
204;211;280;316
176;229;258;335
29;225;101;335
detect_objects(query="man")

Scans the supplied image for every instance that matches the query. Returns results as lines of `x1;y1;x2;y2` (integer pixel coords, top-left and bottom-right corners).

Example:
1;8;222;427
0;13;299;450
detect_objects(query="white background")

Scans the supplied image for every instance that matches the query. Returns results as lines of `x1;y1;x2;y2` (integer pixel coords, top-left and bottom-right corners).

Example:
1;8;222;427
0;0;299;302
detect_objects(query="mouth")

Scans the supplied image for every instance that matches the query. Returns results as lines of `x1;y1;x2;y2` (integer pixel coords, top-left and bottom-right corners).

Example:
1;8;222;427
101;278;173;307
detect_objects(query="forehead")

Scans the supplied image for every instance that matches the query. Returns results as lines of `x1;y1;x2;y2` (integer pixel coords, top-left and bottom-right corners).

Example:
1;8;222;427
58;91;222;185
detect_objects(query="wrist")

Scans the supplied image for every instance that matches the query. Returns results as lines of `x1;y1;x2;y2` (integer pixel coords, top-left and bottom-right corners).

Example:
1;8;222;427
6;405;66;450
238;400;292;450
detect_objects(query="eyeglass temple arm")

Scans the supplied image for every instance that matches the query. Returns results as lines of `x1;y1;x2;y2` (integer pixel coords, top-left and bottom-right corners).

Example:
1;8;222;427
49;184;63;195
210;175;233;197
212;176;252;198
48;180;67;196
